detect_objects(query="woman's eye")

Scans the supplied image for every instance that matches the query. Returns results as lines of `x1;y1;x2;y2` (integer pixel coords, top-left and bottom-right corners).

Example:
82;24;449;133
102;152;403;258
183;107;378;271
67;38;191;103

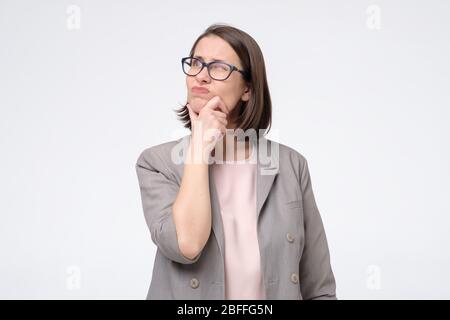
212;63;228;71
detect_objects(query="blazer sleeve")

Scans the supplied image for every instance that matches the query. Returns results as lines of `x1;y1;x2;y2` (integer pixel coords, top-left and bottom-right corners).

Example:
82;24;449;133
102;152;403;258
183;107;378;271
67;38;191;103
298;157;337;300
135;148;201;265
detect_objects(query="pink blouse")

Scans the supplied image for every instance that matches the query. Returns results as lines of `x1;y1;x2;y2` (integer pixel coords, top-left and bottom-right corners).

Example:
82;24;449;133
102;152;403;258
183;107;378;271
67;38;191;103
212;149;266;300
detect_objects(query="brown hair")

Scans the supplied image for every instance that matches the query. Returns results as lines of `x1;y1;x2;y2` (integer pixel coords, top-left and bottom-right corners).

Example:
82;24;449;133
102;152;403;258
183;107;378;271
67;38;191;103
173;23;272;137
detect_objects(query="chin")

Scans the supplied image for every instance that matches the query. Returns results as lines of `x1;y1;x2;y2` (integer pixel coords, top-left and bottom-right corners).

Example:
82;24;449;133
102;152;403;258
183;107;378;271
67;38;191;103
189;97;208;111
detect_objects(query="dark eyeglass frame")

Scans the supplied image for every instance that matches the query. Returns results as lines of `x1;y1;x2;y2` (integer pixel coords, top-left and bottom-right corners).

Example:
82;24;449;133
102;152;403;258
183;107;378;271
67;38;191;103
181;56;248;81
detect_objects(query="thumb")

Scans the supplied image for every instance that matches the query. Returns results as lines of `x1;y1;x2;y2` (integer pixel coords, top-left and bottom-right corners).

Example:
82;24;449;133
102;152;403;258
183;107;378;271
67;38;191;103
186;103;198;120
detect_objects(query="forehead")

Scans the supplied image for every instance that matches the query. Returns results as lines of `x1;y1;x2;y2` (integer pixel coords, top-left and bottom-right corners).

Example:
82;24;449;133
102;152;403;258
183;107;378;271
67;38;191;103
193;35;240;64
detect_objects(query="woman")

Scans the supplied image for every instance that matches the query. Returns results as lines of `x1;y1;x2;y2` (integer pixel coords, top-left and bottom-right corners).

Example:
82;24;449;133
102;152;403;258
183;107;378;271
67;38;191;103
135;24;337;300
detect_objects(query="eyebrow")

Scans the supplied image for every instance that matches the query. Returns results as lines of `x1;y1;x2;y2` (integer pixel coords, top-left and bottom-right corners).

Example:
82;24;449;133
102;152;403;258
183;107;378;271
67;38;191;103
193;55;227;63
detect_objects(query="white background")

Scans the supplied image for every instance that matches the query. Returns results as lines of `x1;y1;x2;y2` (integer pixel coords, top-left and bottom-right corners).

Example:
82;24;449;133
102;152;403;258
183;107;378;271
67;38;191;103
1;0;449;299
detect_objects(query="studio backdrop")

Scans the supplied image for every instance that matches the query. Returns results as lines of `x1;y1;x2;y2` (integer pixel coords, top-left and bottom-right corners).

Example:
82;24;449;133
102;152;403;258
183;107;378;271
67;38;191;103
1;0;449;299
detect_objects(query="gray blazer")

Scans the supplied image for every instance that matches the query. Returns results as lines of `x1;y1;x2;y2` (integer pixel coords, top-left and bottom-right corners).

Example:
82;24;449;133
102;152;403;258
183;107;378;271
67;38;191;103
135;134;337;300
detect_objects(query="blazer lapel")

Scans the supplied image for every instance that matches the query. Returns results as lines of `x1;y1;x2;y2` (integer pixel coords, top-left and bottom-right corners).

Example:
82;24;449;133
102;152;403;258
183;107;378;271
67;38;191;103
256;136;279;220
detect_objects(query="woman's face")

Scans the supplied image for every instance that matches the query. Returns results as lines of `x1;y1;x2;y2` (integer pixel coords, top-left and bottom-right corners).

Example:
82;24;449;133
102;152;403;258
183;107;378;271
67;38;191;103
186;35;251;128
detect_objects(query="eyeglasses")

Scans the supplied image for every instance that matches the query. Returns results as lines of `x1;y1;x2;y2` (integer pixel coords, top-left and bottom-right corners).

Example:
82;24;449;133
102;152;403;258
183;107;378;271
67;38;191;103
181;56;248;81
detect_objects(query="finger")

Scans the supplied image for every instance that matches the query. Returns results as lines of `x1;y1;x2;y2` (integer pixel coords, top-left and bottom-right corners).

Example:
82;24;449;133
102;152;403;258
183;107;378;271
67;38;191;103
211;110;227;118
215;123;227;135
204;96;229;115
220;124;227;136
215;116;227;126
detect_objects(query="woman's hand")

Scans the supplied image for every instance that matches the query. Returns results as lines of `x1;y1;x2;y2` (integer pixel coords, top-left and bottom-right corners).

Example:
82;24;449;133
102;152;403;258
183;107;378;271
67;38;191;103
187;96;229;149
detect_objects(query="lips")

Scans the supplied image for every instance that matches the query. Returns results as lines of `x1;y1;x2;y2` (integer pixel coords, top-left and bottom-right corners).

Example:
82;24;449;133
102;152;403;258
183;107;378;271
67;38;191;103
192;86;209;94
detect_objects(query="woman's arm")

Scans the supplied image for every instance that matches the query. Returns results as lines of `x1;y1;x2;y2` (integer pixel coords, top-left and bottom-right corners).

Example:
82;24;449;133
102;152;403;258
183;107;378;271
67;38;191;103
173;97;228;260
172;135;213;260
135;147;204;264
298;157;337;300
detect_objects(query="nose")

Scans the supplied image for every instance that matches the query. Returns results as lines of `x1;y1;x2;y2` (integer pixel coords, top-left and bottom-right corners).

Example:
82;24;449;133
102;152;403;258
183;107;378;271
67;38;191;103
195;65;211;83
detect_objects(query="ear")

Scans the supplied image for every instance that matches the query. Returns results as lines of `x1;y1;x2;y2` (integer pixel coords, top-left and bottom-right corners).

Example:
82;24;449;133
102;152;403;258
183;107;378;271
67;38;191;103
241;85;251;102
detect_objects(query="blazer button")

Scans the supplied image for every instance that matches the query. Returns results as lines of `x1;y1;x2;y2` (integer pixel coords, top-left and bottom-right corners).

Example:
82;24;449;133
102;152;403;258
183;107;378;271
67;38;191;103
286;232;295;243
290;273;299;284
190;278;200;289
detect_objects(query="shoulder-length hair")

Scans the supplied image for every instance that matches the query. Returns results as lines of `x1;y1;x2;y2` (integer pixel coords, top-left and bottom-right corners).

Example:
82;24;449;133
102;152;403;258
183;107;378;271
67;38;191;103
174;23;272;137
